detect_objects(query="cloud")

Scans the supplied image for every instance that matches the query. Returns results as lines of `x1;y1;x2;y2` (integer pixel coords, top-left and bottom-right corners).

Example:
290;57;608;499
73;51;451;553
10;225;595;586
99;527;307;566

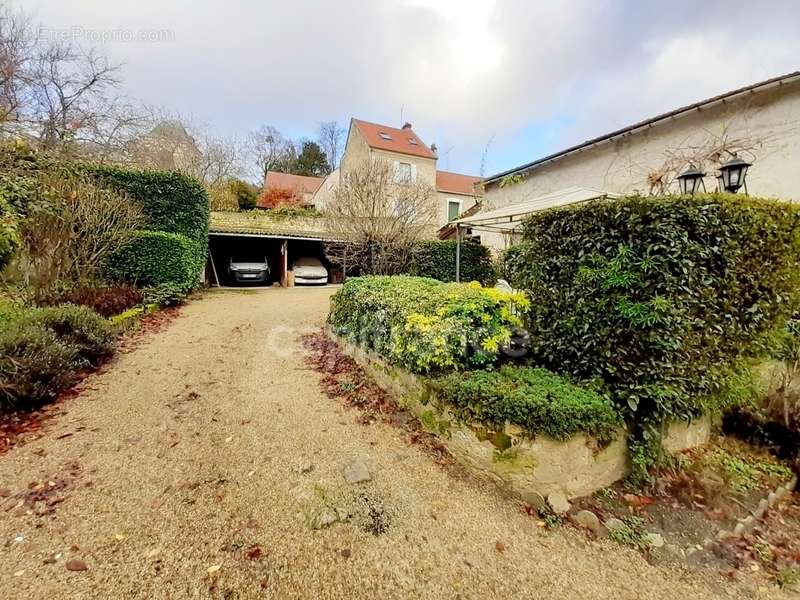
17;0;800;175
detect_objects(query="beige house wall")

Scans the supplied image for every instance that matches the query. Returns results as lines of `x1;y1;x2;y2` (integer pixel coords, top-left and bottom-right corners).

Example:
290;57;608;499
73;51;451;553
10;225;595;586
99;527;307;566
436;191;479;226
484;81;800;212
320;122;464;229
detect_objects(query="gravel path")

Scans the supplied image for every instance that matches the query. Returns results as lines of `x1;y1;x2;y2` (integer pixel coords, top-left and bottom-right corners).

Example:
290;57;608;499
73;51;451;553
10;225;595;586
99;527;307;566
0;287;786;599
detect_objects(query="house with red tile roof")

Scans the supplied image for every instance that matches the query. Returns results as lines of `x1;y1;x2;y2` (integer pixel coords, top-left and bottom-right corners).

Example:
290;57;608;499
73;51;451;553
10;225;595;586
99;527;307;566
258;171;324;208
313;118;482;227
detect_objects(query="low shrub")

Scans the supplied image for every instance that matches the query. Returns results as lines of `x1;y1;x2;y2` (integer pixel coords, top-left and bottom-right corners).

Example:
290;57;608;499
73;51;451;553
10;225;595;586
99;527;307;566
16;305;116;364
50;285;144;318
431;366;621;441
105;231;201;292
410;240;496;285
228;179;258;210
0;324;79;409
328;276;528;373
0;304;116;410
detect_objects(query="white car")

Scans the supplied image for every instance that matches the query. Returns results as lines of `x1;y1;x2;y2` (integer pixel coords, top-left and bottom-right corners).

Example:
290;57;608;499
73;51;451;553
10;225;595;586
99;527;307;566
293;257;328;285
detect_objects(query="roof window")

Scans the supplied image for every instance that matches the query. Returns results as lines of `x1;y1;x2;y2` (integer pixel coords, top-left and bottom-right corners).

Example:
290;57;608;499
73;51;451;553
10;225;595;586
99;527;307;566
379;132;392;140
408;139;418;145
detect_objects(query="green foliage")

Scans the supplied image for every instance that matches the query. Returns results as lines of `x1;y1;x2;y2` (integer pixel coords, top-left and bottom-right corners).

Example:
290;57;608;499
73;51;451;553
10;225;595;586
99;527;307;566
86;165;208;294
143;282;191;306
410;240;497;285
15;304;116;364
708;447;793;492
228;179;258;211
505;194;800;435
328;276;528;373
266;206;322;220
0;196;19;271
432;365;621;440
83;165;209;244
105;231;201;292
607;516;650;549
0;304;116;410
293;141;330;177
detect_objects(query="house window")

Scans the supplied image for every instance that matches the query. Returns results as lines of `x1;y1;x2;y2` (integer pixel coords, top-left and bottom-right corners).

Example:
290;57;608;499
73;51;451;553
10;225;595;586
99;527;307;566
395;161;412;183
447;198;463;222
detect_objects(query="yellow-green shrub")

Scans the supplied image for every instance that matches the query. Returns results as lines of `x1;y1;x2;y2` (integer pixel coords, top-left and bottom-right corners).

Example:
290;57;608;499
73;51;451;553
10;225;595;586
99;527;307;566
328;276;528;373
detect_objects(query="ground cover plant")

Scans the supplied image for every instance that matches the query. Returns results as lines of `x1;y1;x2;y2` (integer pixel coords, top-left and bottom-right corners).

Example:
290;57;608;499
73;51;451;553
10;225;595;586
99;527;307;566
504;193;800;479
431;366;621;441
328;276;528;373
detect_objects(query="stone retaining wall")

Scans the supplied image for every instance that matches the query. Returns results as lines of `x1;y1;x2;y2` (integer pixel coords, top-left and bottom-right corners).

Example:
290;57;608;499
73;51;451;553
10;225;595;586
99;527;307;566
332;330;712;501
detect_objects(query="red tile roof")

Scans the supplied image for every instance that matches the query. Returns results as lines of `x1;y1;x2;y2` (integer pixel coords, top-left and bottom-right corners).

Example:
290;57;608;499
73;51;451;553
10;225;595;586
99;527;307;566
262;171;324;195
436;170;482;196
352;119;436;159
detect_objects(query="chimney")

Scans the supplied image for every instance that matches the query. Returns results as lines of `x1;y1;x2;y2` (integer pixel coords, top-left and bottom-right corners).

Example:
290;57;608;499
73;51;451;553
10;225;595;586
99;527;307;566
402;122;412;130
430;143;438;156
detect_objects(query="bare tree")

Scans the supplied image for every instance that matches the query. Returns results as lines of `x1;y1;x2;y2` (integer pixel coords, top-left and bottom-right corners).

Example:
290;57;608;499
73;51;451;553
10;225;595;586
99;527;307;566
247;124;296;180
0;2;35;130
26;41;122;154
316;120;345;171
324;159;436;275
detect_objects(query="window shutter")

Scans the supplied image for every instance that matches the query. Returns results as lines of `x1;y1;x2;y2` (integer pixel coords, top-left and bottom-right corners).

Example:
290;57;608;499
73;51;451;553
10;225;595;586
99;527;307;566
393;161;400;182
410;164;417;182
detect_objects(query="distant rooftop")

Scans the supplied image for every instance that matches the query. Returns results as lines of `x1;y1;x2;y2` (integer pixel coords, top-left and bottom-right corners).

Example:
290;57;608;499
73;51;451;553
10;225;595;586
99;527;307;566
351;118;436;160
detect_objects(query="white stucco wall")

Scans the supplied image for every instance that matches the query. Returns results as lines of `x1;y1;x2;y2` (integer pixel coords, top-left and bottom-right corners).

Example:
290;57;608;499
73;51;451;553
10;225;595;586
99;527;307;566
485;80;800;212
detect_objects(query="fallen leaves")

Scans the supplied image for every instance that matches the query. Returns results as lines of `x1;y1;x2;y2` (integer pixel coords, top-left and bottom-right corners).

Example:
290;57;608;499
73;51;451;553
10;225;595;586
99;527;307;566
245;545;262;560
207;564;221;574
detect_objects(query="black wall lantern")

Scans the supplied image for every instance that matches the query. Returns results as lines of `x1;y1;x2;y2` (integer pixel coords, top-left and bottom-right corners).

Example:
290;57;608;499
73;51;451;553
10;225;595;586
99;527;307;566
677;165;706;195
718;155;752;193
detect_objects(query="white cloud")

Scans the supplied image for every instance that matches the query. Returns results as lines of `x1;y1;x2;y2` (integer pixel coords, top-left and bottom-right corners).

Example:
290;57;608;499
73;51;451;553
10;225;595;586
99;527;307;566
15;0;800;174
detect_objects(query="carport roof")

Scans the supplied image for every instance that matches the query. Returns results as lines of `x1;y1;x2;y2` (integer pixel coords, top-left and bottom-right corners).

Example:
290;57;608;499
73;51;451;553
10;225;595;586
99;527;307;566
209;211;341;241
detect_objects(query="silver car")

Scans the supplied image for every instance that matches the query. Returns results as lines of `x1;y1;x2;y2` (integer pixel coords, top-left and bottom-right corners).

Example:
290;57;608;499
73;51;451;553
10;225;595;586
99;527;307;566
293;257;328;285
229;257;270;283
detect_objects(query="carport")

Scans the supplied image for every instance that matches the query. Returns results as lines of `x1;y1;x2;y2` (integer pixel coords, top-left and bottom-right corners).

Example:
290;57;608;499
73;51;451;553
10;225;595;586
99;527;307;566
207;211;344;287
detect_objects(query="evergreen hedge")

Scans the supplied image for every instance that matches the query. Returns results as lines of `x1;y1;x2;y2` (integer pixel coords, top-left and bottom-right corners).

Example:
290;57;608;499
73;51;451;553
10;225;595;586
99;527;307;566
105;231;201;291
504;193;800;430
86;165;209;291
410;240;496;284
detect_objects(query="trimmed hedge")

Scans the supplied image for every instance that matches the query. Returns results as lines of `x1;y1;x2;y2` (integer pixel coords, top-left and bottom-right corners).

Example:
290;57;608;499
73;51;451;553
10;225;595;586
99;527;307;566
410;240;496;284
105;231;201;291
504;193;800;428
84;165;208;244
86;165;209;291
328;276;528;373
432;366;621;441
0;304;116;410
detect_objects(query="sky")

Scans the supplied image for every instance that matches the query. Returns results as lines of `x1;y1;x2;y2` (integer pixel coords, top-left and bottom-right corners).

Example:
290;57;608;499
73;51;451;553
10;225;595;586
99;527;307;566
17;0;800;179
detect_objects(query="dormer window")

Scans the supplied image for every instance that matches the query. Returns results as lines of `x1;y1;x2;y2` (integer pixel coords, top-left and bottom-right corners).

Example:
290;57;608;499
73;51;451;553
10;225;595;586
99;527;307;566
379;132;392;140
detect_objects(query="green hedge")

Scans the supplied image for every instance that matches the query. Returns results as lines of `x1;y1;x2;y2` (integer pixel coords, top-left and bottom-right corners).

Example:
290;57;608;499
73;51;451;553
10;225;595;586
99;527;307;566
0;304;116;410
84;165;209;244
432;366;621;441
504;193;800;428
328;276;528;373
410;240;496;284
87;165;209;292
105;231;201;291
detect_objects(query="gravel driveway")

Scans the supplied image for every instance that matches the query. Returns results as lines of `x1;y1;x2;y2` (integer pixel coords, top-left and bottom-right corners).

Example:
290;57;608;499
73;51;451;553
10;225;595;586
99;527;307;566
0;287;785;599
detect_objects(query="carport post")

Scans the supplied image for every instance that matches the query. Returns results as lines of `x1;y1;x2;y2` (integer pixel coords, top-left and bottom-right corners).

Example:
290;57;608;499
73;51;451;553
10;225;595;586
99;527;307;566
455;224;461;283
208;242;221;287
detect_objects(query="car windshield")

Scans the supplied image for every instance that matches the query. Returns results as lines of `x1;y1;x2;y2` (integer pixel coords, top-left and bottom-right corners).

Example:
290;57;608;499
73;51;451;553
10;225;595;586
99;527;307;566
231;258;265;264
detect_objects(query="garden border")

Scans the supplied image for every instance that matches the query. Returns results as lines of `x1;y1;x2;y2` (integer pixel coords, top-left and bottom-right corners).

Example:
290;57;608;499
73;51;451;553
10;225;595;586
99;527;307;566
328;328;711;501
